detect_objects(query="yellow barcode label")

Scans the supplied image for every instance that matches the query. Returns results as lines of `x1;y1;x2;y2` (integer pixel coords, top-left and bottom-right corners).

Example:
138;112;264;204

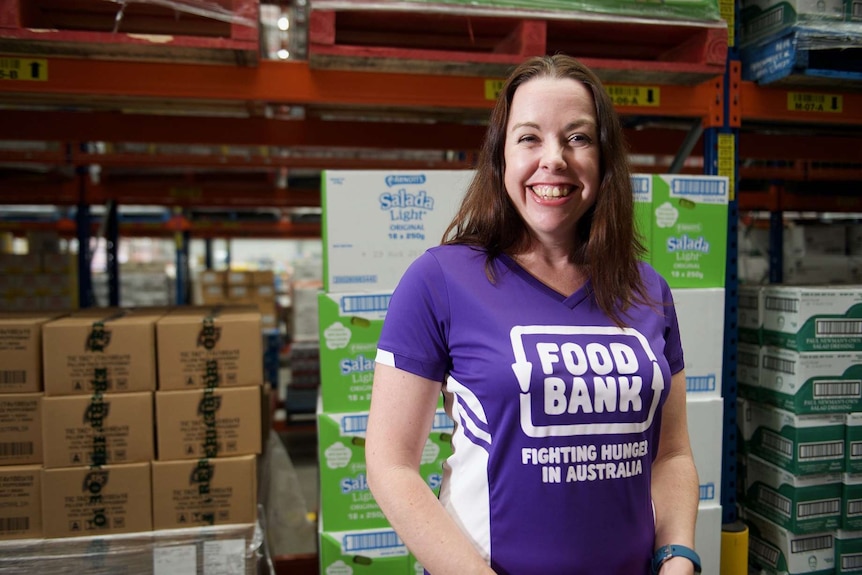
0;57;48;81
605;85;660;107
484;79;505;101
788;92;843;113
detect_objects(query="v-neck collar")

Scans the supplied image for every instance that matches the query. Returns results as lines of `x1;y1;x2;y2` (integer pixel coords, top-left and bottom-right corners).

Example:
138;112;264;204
499;253;591;310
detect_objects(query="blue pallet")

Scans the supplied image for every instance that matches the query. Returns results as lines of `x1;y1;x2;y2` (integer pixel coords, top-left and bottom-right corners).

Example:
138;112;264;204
741;26;862;86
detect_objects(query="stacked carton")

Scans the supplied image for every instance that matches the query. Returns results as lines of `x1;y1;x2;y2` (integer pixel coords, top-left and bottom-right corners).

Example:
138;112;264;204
637;173;730;575
0;312;58;541
196;269;280;331
0;306;266;573
0;252;77;313
737;284;862;574
317;170;470;574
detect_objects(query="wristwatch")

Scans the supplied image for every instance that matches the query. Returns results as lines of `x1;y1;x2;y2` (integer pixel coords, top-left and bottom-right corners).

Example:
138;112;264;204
652;544;702;574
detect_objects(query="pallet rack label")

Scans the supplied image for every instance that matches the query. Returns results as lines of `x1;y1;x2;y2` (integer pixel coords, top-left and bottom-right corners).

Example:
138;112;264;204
787;92;843;114
605;85;661;108
0;57;47;81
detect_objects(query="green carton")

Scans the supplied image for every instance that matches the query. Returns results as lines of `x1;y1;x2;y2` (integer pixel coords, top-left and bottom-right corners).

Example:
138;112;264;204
745;454;842;534
319;528;410;575
843;475;862;531
648;174;729;288
758;346;862;414
744;401;846;475
631;174;652;262
847;413;862;474
318;409;453;532
837;529;862;574
740;0;845;46
761;285;862;352
318;292;389;413
746;509;836;574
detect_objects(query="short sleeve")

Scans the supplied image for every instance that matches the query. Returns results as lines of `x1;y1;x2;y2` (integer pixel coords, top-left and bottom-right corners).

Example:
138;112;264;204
660;278;685;375
375;250;451;382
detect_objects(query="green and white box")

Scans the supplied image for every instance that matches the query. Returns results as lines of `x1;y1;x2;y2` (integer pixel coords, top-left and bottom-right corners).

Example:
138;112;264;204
744;401;845;475
321;170;472;294
737;342;762;401
746;509;836;575
672;288;724;398
762;285;862;352
758;346;862;414
319;528;409;575
631;174;652;261
843;474;862;531
848;413;862;474
740;0;846;46
317;409;453;532
648;174;729;289
837;529;862;574
739;284;764;345
745;454;842;534
318;292;389;413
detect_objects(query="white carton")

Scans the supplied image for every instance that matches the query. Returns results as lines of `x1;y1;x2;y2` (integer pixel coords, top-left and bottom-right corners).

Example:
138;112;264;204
695;503;722;575
687;397;723;506
672;288;725;398
746;508;836;574
322;170;472;293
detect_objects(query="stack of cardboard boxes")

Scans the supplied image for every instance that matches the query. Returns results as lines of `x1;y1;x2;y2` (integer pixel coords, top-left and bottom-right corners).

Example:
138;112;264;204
197;269;280;331
634;173;730;575
316;170;470;573
0;251;77;313
0;305;266;572
739;284;862;573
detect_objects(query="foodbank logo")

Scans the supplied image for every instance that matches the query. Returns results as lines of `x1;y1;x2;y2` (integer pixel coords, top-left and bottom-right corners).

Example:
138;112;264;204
85;323;112;352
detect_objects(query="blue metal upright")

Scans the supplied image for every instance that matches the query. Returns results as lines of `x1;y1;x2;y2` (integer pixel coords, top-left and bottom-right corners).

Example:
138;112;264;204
75;168;93;309
106;201;120;307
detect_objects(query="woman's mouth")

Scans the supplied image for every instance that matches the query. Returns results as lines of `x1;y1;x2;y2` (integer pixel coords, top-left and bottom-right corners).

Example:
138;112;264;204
530;185;573;199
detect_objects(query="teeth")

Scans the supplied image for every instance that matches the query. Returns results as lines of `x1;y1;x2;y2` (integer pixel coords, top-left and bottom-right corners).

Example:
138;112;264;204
531;185;571;199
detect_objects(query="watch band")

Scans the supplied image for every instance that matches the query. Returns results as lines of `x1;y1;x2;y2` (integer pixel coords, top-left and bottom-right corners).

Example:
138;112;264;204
652;544;702;574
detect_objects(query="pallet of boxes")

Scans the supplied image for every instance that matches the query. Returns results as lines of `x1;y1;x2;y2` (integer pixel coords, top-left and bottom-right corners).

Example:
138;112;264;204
738;284;862;574
0;306;267;573
316;170;471;573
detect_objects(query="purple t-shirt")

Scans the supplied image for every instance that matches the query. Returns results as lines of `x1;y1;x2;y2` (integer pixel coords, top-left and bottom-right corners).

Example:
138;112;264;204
375;244;684;575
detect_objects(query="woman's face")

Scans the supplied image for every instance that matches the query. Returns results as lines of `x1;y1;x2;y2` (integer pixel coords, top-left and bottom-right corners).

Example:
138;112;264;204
503;76;601;248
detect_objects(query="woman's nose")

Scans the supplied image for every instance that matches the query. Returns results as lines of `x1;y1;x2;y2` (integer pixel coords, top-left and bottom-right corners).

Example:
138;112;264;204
540;143;566;171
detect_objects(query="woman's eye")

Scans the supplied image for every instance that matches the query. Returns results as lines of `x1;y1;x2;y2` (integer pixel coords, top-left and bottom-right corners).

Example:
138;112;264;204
569;134;592;145
518;135;538;143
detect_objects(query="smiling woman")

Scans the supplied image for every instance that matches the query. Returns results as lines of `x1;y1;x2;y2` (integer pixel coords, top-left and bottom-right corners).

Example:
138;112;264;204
365;54;701;575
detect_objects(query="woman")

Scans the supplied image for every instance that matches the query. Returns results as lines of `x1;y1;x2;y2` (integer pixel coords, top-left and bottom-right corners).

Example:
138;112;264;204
365;54;700;575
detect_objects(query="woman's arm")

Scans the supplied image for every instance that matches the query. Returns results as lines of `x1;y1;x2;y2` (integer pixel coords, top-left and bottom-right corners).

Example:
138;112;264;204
651;369;700;575
366;363;496;575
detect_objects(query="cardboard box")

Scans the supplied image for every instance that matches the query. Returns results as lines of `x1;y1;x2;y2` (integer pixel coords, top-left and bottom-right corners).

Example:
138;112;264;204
647;174;729;289
41;462;152;538
42;392;154;468
737;342;761;401
0;393;42;465
318;408;452;532
848;413;862;474
738;284;764;345
318;291;388;413
761;285;862;352
743;400;845;475
0;465;41;540
837;529;862;574
322;170;472;293
319;528;410;574
745;508;836;574
745;454;842;533
759;346;862;414
156;306;263;390
843;474;862;531
151;454;257;530
740;0;845;46
155;386;262;460
42;308;163;395
672;288;724;398
695;503;722;575
687;397;723;506
0;313;59;393
631;174;652;258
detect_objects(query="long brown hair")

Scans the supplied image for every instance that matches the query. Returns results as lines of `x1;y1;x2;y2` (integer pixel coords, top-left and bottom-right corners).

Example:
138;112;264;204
442;54;649;326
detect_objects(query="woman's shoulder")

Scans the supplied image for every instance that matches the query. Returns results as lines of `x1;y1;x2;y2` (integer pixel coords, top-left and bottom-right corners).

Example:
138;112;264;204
425;243;488;264
636;260;672;293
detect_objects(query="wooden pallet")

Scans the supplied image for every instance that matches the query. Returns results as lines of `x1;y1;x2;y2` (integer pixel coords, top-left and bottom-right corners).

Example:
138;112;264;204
308;1;728;84
0;0;259;65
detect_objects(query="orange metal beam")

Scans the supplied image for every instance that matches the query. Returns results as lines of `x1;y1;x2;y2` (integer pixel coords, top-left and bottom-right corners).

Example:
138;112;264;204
0;58;724;120
740;81;862;126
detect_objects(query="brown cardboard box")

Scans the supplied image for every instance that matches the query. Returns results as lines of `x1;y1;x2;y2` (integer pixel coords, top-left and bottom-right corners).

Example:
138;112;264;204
151;455;257;530
0;393;42;465
42;308;165;396
0;465;42;540
155;386;262;460
155;306;263;390
226;270;253;286
42;462;152;538
42;392;154;468
198;270;225;286
0;312;61;393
